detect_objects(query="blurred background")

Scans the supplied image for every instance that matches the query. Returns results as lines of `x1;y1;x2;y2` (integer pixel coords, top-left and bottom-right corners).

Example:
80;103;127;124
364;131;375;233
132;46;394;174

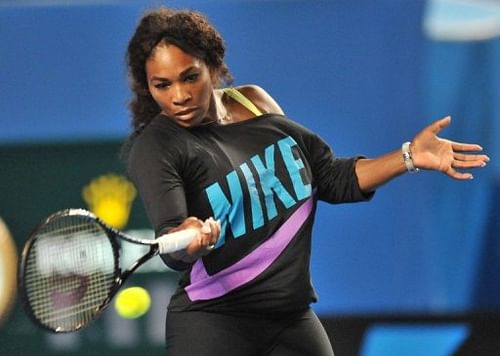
0;0;499;355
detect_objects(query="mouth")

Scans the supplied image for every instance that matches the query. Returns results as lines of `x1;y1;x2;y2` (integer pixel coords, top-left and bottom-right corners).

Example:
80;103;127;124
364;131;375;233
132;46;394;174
174;107;198;120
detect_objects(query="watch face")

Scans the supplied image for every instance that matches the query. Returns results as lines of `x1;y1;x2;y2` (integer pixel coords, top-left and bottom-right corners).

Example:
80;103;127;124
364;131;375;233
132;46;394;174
0;217;17;326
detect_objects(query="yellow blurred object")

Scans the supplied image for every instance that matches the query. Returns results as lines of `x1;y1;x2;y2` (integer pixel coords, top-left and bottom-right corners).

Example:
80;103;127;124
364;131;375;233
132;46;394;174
0;217;17;327
82;174;137;230
93;198;129;231
114;286;151;319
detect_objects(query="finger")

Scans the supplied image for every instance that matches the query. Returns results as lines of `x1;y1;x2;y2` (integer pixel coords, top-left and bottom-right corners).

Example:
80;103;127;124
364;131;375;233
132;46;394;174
200;218;217;241
200;218;217;252
453;153;490;164
453;152;487;160
186;216;204;224
428;116;451;134
207;217;220;244
200;221;211;235
452;159;487;169
446;167;474;180
451;141;483;152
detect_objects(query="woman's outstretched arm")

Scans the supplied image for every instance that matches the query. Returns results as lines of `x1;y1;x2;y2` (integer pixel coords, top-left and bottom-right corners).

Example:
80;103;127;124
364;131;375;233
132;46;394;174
355;116;490;193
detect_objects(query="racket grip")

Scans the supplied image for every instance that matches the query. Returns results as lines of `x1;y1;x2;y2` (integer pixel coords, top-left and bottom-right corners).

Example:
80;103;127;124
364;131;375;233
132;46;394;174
156;229;197;254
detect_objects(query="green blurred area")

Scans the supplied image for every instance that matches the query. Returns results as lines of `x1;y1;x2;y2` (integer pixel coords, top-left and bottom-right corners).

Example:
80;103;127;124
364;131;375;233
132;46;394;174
0;141;179;355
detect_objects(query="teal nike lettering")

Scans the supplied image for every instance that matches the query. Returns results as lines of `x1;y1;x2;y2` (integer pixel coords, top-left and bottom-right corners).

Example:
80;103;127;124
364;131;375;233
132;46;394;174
205;136;311;247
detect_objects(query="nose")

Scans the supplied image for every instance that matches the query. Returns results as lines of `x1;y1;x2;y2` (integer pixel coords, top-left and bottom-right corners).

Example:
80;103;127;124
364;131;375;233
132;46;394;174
172;83;192;106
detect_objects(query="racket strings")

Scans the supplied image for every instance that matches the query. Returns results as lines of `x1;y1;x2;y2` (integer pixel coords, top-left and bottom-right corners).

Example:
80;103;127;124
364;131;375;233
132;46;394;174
23;215;117;331
29;275;112;323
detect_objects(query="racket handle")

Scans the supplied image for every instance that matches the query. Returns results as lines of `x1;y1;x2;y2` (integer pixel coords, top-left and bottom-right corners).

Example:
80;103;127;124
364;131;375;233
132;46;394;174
156;229;197;254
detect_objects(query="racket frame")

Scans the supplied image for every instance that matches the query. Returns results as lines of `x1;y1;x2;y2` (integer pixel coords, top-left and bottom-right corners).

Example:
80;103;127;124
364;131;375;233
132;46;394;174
18;208;161;333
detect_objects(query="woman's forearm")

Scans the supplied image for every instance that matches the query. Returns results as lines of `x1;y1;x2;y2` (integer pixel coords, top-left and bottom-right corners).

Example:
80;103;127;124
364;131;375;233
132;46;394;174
355;149;408;193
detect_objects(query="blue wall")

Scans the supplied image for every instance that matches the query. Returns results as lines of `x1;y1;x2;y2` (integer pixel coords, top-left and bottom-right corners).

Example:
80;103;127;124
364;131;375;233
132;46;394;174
1;0;498;315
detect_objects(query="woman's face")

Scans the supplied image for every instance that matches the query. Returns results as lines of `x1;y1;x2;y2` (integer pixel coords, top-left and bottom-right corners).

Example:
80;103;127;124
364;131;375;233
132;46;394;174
146;43;216;128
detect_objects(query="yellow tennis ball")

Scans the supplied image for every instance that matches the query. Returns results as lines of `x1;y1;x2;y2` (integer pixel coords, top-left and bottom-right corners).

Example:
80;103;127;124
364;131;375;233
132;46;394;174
114;287;151;319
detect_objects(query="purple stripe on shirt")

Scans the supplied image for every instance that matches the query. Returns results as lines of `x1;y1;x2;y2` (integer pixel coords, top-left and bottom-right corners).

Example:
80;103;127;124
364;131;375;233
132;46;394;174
186;196;314;301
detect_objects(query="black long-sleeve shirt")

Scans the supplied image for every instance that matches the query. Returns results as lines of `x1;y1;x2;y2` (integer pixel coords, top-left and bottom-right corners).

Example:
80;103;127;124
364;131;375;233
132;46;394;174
128;113;372;315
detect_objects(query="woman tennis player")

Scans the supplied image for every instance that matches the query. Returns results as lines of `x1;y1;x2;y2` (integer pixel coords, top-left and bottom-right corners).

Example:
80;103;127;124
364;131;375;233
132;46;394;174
124;7;489;355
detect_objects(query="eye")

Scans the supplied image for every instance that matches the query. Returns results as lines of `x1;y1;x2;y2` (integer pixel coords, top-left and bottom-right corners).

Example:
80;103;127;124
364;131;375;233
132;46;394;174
184;73;200;82
154;81;170;90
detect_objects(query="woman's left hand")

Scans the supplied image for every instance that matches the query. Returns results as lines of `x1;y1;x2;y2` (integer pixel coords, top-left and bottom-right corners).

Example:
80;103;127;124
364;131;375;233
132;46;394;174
410;116;490;179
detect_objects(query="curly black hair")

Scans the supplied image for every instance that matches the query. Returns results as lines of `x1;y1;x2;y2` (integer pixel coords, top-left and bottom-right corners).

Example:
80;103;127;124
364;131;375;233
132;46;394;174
125;6;233;135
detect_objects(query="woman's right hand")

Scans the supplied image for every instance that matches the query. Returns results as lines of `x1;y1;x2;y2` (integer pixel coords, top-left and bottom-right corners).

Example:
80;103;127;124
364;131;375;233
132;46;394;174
169;216;221;258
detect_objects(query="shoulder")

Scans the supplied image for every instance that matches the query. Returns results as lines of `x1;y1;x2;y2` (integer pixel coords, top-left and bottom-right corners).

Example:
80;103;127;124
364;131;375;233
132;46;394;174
134;115;187;148
127;117;186;170
234;84;285;115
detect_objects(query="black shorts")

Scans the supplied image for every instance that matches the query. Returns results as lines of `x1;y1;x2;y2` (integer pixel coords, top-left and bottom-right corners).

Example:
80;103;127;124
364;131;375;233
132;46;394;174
165;308;334;356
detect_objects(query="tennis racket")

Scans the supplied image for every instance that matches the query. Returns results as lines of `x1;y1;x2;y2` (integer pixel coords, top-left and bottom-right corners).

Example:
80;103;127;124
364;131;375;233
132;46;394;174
18;208;196;333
